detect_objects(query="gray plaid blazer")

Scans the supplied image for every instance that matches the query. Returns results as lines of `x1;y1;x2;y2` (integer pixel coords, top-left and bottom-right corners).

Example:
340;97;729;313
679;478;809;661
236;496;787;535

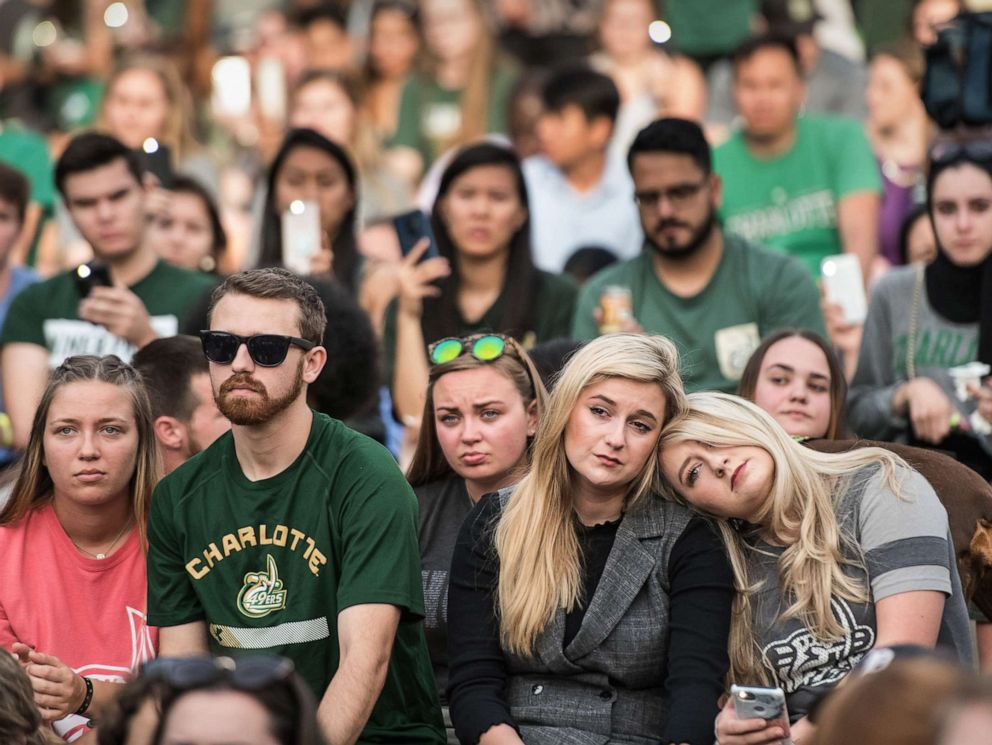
498;489;695;744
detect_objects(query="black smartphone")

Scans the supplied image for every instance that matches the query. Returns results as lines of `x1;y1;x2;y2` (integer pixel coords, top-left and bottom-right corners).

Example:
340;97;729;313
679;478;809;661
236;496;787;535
392;210;439;261
74;262;113;298
139;142;174;189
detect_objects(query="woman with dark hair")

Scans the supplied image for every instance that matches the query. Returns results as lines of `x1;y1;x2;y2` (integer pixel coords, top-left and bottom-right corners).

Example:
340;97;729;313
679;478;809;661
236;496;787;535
406;334;546;737
0;355;159;741
849;140;992;481
899;203;938;266
144;656;324;745
362;0;422;141
257;129;361;293
737;328;848;441
386;142;577;423
147;174;227;274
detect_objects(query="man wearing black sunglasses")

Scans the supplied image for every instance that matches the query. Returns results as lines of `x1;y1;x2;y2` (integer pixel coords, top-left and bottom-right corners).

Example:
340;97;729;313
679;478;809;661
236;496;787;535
146;268;445;744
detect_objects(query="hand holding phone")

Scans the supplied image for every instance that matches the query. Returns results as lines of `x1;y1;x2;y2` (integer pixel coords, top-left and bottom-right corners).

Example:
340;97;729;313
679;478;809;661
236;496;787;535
74;262;113;298
820;254;867;325
392;210;439;262
720;685;793;745
282;200;322;276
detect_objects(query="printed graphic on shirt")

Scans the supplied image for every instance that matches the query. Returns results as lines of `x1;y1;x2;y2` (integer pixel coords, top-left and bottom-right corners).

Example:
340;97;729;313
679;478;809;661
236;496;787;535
891;330;978;378
724;188;837;244
238;554;288;618
43;315;179;366
422;569;448;631
58;606;156;743
714;322;761;381
184;523;328;580
763;597;875;693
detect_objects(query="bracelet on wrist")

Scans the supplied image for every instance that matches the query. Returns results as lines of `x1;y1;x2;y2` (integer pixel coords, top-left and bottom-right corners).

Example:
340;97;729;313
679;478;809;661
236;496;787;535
74;675;94;716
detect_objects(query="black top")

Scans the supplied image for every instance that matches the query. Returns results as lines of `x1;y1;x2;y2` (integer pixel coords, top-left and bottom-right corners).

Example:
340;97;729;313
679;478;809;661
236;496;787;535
564;517;622;647
447;492;733;745
416;474;475;698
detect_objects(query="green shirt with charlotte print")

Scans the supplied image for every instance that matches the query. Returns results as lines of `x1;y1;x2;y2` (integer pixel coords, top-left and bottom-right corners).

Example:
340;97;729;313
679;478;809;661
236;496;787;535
147;412;445;744
713;115;882;275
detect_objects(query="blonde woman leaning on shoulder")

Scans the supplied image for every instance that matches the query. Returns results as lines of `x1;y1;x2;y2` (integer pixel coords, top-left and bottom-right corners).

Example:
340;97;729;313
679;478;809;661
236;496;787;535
446;334;734;745
660;393;972;745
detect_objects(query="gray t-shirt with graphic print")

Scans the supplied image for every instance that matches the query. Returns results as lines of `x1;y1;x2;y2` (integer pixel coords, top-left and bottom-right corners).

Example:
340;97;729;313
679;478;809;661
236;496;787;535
746;464;972;721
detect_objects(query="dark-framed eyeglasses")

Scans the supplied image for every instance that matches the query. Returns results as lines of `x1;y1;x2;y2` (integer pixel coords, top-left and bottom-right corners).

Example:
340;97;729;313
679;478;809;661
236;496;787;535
140;655;295;691
428;334;510;366
199;330;315;367
633;178;709;210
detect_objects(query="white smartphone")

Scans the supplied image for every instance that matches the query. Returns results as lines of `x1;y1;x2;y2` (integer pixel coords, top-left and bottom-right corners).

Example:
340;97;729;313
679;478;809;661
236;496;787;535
731;684;789;722
255;56;286;122
820;254;867;325
281;200;321;276
211;55;252;118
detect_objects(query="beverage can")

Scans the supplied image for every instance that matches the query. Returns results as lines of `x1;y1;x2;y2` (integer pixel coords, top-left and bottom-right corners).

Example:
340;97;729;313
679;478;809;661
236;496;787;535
599;285;632;334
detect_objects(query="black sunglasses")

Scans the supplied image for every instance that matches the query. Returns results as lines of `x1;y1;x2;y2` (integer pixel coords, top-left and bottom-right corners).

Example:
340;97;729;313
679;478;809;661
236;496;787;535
200;330;315;367
141;655;295;691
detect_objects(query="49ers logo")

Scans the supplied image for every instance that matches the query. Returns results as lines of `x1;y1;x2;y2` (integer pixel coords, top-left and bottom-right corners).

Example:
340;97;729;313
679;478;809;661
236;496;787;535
237;555;288;618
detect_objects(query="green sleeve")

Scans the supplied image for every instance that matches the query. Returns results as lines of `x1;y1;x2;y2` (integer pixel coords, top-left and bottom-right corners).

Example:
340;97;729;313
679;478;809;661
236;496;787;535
334;440;425;618
535;274;577;341
830;118;882;198
390;77;422;151
146;478;205;627
0;283;45;347
757;252;827;338
571;279;603;341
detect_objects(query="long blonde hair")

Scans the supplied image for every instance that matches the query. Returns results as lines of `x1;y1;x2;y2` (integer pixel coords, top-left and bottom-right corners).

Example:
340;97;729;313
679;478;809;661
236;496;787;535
495;334;686;657
98;53;198;163
0;355;160;549
659;392;908;685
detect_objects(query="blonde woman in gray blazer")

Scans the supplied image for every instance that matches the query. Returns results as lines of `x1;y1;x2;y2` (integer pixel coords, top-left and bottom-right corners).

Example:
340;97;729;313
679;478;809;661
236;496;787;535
447;334;734;745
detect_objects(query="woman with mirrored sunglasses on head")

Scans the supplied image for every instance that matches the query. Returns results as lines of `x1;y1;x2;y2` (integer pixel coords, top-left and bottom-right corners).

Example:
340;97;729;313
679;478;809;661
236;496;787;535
0;355;159;741
658;392;973;745
848;139;992;481
139;656;323;745
446;334;734;745
385;142;578;426
406;334;547;741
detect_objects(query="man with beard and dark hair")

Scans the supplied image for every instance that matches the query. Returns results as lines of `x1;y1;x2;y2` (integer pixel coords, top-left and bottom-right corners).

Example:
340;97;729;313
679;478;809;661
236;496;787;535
145;268;445;744
572;118;825;392
131;335;230;475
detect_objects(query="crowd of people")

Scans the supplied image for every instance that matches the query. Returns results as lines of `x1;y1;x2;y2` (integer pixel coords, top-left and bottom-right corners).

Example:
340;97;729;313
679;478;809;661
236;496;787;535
2;0;992;744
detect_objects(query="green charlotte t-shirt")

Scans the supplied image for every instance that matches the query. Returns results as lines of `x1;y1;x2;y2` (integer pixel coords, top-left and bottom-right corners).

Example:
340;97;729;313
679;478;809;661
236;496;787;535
571;235;826;393
0;259;215;366
390;62;517;168
713;115;882;275
147;412;445;744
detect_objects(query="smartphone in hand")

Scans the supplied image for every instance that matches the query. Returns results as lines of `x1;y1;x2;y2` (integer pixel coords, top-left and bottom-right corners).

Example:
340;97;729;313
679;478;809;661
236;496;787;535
74;262;113;298
392;210;439;262
282;200;322;276
820;254;867;325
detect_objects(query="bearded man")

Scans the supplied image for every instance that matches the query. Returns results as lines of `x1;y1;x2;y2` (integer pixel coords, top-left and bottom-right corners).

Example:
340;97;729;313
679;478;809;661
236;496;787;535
572;118;826;392
145;268;445;745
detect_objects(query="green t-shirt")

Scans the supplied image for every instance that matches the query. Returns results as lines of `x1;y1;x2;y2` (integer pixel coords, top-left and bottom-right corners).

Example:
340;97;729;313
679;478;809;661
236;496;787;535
666;0;758;57
571;235;826;393
381;269;577;390
147;412;445;743
390;62;517;168
0;122;55;211
713;115;882;275
0;259;215;365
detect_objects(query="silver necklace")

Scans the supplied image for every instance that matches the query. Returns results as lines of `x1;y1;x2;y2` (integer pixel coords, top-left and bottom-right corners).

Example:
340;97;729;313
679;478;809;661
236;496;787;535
69;520;132;560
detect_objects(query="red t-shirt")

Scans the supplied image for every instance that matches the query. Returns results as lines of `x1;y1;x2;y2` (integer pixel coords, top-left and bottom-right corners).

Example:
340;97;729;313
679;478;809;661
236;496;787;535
0;503;158;741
